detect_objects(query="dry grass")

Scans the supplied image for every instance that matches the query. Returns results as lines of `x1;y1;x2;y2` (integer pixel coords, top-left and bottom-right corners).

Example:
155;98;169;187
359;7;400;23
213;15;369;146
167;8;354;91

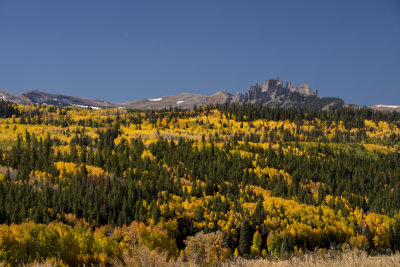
223;251;400;267
25;251;400;267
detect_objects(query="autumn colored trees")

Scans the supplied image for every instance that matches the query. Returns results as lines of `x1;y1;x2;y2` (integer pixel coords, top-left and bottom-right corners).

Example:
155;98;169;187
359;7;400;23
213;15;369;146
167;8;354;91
0;220;177;266
0;101;399;264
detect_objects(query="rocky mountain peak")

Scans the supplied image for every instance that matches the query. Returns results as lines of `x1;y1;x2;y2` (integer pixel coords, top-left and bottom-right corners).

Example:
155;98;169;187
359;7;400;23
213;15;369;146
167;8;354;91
229;78;339;108
235;78;318;104
297;82;314;96
261;78;283;93
285;81;294;90
299;82;310;89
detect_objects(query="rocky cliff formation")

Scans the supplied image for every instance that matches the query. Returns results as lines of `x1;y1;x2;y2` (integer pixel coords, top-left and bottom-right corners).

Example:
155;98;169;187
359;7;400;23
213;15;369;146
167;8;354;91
231;78;346;110
233;78;316;104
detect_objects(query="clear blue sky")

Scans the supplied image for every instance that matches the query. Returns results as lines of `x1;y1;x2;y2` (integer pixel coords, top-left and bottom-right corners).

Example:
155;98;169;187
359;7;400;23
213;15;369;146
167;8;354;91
0;0;399;105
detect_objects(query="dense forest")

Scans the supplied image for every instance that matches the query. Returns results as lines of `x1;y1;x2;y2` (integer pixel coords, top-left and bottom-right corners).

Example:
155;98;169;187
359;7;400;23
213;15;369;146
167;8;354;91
0;100;399;266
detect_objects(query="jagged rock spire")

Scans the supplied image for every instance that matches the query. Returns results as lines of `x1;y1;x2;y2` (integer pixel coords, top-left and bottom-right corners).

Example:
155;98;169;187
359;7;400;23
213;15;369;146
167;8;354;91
298;82;314;96
285;81;294;90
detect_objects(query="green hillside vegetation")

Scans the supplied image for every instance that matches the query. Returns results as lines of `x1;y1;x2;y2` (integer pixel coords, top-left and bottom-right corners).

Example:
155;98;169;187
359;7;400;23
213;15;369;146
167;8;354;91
0;101;399;266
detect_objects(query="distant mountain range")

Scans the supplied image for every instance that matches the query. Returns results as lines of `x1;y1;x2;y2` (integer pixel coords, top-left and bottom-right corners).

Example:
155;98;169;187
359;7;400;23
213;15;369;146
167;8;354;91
0;78;398;111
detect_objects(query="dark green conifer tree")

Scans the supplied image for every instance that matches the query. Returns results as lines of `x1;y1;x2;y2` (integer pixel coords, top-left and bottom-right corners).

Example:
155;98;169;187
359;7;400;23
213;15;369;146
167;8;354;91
239;220;251;256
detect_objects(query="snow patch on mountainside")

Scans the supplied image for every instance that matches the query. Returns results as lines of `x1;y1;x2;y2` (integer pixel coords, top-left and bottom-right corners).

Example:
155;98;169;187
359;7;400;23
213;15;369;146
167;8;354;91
375;105;400;108
148;98;162;102
72;104;102;110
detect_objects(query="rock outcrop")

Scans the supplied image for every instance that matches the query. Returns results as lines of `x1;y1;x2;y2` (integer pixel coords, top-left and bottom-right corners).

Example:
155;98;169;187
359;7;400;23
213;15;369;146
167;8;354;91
232;78;316;104
229;78;348;110
297;82;314;96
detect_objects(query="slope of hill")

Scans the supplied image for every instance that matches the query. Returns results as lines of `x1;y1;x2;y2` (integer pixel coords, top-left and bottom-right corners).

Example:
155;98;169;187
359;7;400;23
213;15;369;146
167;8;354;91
0;103;399;265
0;89;116;109
0;78;352;110
121;92;208;110
0;89;31;104
21;89;117;109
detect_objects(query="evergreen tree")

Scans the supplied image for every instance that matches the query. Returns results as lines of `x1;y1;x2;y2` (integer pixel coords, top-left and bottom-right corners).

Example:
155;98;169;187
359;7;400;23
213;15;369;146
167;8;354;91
253;198;265;226
239;220;251;256
151;203;161;224
393;219;400;251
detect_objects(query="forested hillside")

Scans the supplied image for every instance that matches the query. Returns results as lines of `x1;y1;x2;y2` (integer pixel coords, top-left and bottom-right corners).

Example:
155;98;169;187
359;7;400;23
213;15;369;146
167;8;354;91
0;101;400;266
